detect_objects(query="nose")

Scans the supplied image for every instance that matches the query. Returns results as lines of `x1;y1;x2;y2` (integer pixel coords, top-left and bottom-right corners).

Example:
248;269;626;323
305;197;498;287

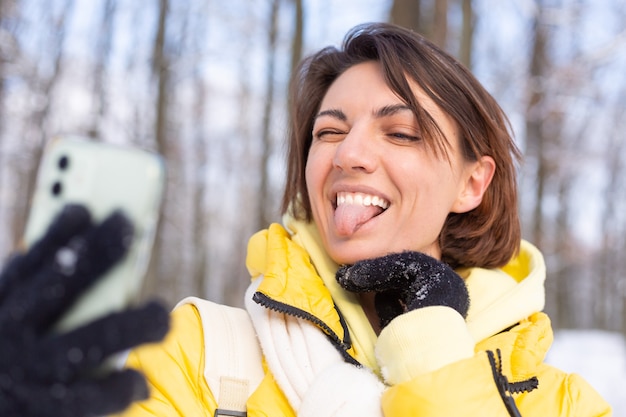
332;127;377;173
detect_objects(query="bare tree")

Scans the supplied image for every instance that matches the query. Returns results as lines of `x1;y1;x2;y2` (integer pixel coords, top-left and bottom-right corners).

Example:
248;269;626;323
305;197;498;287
290;0;304;75
144;0;177;304
0;0;19;214
255;0;281;231
432;0;448;48
0;0;18;138
389;0;422;33
389;0;449;50
598;102;626;331
459;0;474;68
88;0;116;139
11;0;74;246
189;5;210;301
525;9;549;252
152;0;170;159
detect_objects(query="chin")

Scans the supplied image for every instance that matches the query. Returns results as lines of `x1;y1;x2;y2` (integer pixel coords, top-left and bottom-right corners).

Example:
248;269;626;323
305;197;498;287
327;244;386;266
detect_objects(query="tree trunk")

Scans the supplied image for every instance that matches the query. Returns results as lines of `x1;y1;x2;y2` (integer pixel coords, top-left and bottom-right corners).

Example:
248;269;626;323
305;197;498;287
389;0;422;34
554;173;572;328
152;0;170;159
290;0;304;75
598;108;626;331
432;0;448;49
255;0;280;231
526;6;557;324
526;13;548;252
192;78;209;299
459;0;474;69
13;0;73;246
143;0;174;303
89;0;116;139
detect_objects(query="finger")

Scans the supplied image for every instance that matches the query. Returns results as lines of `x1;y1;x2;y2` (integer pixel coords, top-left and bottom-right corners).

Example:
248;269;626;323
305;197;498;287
335;254;403;292
17;369;149;417
59;209;135;289
1;210;134;333
336;251;428;292
35;210;134;328
67;369;150;417
0;205;93;329
38;300;169;379
0;204;92;304
335;264;361;291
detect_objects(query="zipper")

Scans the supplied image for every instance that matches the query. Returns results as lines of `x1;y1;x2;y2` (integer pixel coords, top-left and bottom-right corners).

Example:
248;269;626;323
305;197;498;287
487;349;538;417
253;291;360;366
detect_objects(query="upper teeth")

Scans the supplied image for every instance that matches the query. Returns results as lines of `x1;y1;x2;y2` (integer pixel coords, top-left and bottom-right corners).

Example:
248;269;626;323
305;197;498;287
337;192;389;209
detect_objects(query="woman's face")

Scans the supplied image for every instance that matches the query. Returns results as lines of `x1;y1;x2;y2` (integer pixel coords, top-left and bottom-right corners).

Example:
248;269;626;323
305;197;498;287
305;61;493;265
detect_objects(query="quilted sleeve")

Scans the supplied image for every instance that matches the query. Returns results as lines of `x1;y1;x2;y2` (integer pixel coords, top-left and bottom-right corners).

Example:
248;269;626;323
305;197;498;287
111;304;217;417
376;306;515;416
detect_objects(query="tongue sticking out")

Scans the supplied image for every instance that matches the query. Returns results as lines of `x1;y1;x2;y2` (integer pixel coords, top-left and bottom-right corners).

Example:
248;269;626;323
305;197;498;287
334;204;383;236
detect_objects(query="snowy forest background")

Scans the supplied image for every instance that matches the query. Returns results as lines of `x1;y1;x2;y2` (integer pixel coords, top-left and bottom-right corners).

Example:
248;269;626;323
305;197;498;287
2;0;626;411
1;0;626;373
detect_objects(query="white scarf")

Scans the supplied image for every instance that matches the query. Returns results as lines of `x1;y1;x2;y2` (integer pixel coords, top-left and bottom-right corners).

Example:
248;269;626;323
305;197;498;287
245;279;385;417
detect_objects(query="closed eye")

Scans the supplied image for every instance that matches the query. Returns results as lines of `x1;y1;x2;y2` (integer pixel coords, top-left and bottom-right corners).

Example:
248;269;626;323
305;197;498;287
314;129;346;142
388;132;421;142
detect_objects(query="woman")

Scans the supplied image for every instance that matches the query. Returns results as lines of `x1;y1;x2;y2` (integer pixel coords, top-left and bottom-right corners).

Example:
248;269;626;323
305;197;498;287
117;23;611;416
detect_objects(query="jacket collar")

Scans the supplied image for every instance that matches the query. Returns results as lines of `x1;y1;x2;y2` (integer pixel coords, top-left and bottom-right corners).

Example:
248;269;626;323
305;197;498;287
278;215;547;343
246;223;356;349
477;311;553;382
458;240;546;342
246;216;548;370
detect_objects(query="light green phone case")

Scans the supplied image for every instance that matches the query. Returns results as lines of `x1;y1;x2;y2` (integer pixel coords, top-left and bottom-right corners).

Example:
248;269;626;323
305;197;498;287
23;136;165;332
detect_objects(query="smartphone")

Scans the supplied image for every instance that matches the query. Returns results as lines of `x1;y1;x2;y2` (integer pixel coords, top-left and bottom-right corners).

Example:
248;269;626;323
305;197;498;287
23;136;165;332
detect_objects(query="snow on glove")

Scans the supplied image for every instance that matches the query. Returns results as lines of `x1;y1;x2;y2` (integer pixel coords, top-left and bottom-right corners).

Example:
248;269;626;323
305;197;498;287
0;204;170;417
336;251;469;329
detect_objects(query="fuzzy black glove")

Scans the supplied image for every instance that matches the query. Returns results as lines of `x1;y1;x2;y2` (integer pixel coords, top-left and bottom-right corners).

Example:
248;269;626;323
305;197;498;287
336;251;469;329
0;204;170;417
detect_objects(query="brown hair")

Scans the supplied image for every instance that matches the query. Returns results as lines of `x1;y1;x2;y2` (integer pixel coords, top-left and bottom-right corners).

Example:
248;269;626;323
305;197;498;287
281;22;521;269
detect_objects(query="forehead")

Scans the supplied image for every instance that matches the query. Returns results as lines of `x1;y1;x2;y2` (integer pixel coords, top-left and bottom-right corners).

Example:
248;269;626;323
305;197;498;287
316;61;460;154
319;61;400;110
319;62;447;121
321;62;454;125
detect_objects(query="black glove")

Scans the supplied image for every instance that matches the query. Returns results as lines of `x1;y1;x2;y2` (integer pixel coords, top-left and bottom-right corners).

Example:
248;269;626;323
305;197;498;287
336;251;469;329
0;204;170;417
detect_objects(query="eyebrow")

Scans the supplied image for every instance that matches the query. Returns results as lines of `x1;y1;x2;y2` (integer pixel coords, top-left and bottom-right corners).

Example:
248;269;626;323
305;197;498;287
315;108;347;121
315;104;413;121
375;104;412;118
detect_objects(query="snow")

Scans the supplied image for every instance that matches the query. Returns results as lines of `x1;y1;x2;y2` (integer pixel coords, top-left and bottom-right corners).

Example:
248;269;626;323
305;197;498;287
546;330;626;415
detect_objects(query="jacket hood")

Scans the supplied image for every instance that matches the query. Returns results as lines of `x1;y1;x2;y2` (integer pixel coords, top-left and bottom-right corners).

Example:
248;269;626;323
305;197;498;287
460;240;546;342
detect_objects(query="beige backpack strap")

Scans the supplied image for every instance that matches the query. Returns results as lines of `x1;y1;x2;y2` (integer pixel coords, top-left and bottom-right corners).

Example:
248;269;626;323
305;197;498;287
214;377;248;416
175;297;264;416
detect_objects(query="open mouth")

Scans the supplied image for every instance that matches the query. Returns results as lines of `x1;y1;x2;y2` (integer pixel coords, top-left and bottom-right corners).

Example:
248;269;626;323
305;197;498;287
336;192;390;210
333;192;390;235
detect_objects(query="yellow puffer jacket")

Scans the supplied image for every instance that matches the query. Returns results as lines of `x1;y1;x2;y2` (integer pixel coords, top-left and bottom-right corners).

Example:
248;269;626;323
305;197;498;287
115;218;612;417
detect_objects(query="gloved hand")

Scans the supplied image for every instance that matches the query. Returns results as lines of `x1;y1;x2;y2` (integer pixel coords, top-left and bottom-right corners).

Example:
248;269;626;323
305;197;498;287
0;204;170;417
336;251;469;329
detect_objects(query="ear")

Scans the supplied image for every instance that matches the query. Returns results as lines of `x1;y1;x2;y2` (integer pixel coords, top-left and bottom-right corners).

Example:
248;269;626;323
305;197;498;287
452;155;496;213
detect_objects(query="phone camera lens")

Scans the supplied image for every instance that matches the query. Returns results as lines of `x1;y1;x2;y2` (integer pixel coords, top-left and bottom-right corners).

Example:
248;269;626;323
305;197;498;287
58;155;69;170
51;181;62;196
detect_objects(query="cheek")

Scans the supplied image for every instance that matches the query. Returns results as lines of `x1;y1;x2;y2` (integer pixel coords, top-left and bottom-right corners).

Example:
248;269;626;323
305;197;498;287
304;158;316;198
305;146;329;195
